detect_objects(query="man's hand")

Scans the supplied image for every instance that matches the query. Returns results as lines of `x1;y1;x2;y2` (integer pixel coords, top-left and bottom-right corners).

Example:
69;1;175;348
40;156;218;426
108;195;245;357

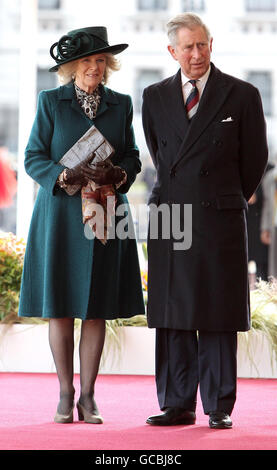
248;193;257;205
261;229;271;245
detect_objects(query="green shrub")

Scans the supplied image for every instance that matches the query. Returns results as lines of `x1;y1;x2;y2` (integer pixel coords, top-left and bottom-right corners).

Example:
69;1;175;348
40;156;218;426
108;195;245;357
0;232;25;322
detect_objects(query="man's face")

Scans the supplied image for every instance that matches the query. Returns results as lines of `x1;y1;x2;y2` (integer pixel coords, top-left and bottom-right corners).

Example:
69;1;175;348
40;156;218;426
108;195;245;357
168;26;213;79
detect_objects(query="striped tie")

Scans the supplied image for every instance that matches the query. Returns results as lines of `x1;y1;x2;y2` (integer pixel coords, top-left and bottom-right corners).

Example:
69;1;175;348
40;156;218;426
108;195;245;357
185;80;199;120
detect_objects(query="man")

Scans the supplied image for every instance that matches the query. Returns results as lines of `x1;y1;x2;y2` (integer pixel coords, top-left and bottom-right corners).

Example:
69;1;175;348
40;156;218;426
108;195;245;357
142;13;268;429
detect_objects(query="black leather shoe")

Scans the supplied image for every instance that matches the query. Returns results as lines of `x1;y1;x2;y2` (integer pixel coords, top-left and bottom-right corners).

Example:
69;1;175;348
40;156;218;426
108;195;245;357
209;411;232;429
146;408;196;426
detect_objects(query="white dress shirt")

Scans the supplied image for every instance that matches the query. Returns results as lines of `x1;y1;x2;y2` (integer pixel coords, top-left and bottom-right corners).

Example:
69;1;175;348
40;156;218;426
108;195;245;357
181;65;211;105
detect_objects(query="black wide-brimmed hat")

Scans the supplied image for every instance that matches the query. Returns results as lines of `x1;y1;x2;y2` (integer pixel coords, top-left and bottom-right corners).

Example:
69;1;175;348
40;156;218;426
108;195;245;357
49;26;128;72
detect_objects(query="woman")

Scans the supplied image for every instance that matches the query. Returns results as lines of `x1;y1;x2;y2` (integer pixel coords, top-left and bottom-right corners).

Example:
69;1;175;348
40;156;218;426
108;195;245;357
18;27;145;424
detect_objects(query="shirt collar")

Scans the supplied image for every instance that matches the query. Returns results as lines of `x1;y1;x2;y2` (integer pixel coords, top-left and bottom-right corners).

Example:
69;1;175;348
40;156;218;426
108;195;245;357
181;65;211;87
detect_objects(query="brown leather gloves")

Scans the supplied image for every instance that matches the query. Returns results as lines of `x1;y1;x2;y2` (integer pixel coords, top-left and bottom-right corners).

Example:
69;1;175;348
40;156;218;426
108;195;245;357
63;153;95;186
62;153;126;187
80;160;126;186
64;164;88;186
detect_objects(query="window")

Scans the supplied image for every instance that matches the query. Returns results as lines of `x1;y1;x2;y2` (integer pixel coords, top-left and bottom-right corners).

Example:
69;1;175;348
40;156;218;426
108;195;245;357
38;0;60;9
135;69;163;112
182;0;205;11
37;68;58;97
245;0;276;12
247;71;272;116
138;0;167;11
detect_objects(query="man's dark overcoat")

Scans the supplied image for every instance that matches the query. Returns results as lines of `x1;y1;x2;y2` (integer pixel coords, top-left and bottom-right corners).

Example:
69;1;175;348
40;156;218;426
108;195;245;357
142;63;268;332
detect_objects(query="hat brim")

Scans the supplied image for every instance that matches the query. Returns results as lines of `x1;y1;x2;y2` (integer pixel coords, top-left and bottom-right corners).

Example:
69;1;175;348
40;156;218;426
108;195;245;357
49;43;128;72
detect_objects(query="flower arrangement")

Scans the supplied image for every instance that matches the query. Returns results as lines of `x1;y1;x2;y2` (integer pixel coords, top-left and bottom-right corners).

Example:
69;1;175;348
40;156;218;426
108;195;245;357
0;232;26;322
246;278;277;365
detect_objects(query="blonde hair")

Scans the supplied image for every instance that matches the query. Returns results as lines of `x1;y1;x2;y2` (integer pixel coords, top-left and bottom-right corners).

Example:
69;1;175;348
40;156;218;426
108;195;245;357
57;53;121;85
167;13;211;46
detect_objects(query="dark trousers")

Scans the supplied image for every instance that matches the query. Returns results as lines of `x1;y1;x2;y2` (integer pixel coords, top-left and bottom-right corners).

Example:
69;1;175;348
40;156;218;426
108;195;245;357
155;329;237;415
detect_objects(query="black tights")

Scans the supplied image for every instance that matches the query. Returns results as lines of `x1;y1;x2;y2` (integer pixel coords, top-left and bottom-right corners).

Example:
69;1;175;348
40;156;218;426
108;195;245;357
49;318;106;414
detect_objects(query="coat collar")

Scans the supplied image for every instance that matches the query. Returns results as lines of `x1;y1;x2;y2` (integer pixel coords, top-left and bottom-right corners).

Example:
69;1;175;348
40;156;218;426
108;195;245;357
172;62;235;167
58;82;119;119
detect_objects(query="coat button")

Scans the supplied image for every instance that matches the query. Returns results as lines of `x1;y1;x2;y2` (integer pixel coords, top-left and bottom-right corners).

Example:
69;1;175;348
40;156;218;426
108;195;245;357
162;139;167;146
200;169;209;176
201;201;211;208
213;138;223;147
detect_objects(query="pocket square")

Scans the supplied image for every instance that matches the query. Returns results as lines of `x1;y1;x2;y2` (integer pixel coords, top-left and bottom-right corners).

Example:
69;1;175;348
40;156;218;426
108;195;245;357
221;117;234;122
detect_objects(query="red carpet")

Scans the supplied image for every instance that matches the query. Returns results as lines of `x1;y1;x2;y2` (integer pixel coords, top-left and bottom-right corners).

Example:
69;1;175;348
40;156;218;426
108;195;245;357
0;373;277;451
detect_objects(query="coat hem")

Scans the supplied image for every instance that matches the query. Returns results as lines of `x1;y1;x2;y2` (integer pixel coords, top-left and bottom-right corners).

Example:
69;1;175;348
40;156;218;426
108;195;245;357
18;311;146;321
146;323;251;333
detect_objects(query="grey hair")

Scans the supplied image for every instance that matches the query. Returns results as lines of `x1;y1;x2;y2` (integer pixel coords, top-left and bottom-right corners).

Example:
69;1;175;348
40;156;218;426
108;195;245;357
167;13;211;46
57;53;121;85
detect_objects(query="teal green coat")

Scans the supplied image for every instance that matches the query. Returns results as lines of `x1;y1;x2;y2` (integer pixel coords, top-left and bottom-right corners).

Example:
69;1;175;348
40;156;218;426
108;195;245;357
18;82;145;320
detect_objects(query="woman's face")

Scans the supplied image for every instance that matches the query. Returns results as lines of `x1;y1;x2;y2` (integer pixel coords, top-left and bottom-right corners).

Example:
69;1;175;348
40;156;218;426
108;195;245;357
75;53;107;93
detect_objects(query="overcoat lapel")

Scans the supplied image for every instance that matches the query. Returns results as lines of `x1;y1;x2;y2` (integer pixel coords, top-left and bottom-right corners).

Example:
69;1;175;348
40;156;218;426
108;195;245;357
160;69;190;141
96;85;119;118
172;63;234;167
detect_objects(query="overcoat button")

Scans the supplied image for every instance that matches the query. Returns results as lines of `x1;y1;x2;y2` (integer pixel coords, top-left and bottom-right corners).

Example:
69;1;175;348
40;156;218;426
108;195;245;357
201;201;210;208
213;139;223;147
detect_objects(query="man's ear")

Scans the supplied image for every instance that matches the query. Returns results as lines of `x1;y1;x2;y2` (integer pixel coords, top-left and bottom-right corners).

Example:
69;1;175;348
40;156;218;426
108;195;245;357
167;45;178;61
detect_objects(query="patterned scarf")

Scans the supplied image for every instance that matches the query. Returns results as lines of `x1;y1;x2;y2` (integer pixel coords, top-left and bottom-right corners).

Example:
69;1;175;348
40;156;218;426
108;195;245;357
82;183;116;244
74;83;101;120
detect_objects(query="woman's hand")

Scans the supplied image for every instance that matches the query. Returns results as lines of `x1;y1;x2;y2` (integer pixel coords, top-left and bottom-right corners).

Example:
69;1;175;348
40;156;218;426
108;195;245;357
64;153;95;186
81;160;125;186
64;166;87;186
